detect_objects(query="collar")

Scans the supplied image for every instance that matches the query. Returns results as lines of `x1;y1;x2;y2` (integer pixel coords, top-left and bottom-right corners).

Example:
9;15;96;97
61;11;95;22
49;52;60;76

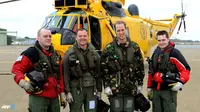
35;41;53;56
115;37;130;48
154;41;175;54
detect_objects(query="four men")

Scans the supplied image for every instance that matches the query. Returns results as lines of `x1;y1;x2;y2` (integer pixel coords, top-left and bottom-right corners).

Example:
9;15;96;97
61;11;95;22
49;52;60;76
12;22;190;112
147;30;190;112
101;20;145;112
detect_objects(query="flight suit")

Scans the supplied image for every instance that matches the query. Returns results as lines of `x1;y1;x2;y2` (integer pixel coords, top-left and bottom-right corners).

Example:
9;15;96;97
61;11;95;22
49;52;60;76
101;38;145;112
63;42;102;112
147;42;191;112
12;41;64;112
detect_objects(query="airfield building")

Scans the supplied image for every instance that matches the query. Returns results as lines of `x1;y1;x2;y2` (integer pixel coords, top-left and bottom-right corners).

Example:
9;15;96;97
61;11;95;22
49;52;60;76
0;28;17;45
0;28;7;45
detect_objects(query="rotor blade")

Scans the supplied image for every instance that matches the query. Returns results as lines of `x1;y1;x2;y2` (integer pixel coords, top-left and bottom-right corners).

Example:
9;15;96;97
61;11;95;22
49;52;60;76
183;4;187;14
181;0;184;14
177;19;183;34
183;18;186;32
0;0;21;4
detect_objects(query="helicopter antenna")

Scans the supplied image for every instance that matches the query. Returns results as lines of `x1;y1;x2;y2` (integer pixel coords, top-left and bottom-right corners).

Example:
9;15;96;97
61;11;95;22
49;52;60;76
0;0;21;4
177;0;187;34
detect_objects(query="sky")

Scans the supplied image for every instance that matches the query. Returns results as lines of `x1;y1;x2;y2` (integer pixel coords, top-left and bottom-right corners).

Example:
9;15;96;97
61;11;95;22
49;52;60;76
0;0;199;40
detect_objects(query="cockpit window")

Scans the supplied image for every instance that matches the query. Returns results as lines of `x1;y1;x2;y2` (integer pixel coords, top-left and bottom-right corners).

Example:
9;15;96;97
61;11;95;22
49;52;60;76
42;16;60;28
61;16;78;45
42;16;52;28
62;16;73;28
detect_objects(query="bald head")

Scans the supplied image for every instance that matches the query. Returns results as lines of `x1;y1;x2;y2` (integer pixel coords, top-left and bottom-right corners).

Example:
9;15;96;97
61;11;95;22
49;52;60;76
37;28;52;50
37;28;50;37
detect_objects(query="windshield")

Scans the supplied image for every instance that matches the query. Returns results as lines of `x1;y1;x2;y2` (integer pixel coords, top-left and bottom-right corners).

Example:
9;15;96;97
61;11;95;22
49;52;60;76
42;12;88;45
42;16;60;28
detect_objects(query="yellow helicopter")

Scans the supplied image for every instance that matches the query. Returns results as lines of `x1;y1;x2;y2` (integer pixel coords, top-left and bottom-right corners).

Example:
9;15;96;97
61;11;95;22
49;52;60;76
41;0;186;59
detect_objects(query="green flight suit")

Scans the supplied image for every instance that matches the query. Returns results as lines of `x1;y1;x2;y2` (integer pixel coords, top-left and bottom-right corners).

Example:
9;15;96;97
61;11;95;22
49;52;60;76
29;95;60;112
63;42;102;112
153;90;177;112
101;38;145;112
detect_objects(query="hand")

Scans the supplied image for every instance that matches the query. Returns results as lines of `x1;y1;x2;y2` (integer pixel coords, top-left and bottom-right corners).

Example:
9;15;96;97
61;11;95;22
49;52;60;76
171;82;183;91
60;92;67;109
137;86;142;93
104;87;112;96
96;92;102;99
66;93;73;103
147;88;153;101
18;79;34;92
153;72;163;90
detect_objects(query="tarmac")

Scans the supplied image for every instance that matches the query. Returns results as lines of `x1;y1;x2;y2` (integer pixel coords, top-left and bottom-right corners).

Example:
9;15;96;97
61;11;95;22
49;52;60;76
0;45;200;112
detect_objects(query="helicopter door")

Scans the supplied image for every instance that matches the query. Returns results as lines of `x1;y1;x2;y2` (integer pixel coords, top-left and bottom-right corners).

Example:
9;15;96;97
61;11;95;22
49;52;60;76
89;16;101;51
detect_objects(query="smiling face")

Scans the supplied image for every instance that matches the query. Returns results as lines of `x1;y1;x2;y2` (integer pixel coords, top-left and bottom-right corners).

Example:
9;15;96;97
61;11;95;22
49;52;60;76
76;29;88;47
37;29;52;49
115;23;126;42
157;34;170;49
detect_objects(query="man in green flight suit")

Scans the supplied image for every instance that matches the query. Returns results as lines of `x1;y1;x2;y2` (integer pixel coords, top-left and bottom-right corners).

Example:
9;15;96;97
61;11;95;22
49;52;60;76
63;28;102;112
101;20;145;112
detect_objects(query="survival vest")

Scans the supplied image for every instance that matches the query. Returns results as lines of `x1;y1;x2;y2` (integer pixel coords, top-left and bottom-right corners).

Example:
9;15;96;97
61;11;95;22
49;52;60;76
34;44;61;81
68;43;99;87
108;40;136;72
150;46;177;75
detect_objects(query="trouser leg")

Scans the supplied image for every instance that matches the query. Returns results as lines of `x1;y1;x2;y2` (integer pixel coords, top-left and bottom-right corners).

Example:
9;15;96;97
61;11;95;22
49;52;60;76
152;90;163;112
123;96;134;112
109;95;123;112
70;87;84;112
48;97;60;112
162;90;177;112
28;95;49;112
84;86;97;112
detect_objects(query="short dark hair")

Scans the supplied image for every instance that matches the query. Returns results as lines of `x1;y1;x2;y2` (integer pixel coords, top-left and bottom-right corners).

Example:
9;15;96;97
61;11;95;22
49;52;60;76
156;30;169;38
76;28;88;35
114;20;126;30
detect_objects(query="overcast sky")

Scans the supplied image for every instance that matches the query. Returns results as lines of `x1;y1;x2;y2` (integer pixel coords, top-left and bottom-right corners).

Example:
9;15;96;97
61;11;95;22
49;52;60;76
0;0;199;40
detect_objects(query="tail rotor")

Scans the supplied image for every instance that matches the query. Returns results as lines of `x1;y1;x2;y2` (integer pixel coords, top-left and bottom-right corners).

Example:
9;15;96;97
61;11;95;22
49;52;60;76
177;0;187;34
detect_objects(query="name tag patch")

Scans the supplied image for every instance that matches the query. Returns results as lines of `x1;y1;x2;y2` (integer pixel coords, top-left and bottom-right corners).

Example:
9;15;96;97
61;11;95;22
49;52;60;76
16;56;22;61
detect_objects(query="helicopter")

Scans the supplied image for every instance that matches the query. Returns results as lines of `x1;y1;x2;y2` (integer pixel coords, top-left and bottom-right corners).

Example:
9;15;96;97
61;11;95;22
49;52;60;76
41;0;187;59
44;0;186;59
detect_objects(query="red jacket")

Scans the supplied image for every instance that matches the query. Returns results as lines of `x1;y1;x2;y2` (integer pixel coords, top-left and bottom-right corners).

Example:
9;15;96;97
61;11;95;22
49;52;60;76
12;43;64;98
147;42;190;89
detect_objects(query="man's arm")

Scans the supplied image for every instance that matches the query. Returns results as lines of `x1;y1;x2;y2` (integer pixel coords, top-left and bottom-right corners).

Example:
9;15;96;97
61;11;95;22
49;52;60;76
170;49;191;84
63;52;71;93
59;60;65;93
12;47;37;84
12;55;33;84
101;45;112;88
133;42;145;86
95;53;102;92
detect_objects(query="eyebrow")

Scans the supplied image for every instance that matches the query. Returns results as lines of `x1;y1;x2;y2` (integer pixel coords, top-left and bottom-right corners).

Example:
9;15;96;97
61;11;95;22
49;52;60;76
157;39;166;41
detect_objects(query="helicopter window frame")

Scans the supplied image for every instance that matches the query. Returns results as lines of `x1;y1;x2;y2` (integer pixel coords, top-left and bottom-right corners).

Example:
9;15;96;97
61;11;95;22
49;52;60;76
60;15;81;45
62;16;73;29
70;16;78;32
46;16;61;28
42;16;53;28
80;15;89;31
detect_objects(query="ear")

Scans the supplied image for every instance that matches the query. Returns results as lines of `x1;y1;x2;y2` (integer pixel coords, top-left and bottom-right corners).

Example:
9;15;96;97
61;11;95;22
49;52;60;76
36;36;40;41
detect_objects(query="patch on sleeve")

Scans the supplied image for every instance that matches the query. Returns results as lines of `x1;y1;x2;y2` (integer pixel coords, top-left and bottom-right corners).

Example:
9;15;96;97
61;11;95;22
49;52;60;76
16;56;23;61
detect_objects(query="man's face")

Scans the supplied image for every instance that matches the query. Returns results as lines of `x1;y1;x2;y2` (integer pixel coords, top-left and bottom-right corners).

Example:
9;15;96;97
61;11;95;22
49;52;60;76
38;29;52;48
157;34;170;49
115;23;126;41
76;30;88;46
